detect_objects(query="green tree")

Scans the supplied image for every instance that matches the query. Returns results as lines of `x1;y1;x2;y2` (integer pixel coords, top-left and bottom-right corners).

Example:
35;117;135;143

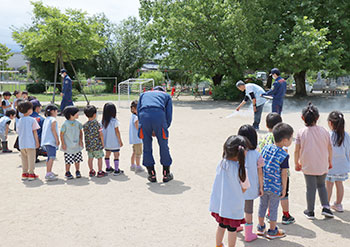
139;71;165;85
273;17;330;96
86;16;150;92
12;1;105;102
0;43;13;69
140;0;254;86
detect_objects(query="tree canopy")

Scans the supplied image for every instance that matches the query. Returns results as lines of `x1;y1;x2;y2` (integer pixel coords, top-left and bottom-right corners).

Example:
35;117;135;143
0;43;13;69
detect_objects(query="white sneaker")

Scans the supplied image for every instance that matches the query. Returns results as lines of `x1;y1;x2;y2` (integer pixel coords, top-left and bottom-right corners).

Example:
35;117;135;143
331;203;344;212
130;164;136;171
135;166;144;173
45;173;58;181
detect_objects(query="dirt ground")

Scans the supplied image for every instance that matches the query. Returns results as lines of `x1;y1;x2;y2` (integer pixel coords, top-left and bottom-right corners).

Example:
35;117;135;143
1;96;350;247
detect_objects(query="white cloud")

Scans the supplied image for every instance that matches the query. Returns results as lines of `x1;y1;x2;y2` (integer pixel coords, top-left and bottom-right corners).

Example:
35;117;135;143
0;0;140;50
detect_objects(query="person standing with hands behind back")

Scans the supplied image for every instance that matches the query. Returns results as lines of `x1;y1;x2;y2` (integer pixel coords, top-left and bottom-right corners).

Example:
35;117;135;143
59;69;73;115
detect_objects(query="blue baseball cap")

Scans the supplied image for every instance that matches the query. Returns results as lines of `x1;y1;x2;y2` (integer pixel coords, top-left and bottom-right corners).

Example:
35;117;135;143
60;69;67;74
270;68;280;76
153;86;165;92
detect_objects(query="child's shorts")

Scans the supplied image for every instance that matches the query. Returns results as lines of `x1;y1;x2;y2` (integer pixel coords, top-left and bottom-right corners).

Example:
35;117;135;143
64;152;83;165
105;149;120;153
88;150;104;159
132;143;143;156
44;145;56;161
326;173;349;182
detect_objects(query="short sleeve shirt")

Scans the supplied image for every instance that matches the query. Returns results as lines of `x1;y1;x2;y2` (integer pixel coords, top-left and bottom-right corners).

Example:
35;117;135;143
61;120;83;154
129;114;142;145
17;116;40;149
261;144;289;195
83;119;103;152
0;116;11;134
296;126;331;175
245;83;267;107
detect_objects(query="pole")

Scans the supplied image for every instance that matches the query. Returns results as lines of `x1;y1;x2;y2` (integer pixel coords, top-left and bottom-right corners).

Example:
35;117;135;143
52;55;59;104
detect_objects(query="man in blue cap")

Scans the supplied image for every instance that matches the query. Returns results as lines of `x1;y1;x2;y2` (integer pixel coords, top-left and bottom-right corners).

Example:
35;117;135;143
137;86;173;183
262;68;287;114
59;69;73;114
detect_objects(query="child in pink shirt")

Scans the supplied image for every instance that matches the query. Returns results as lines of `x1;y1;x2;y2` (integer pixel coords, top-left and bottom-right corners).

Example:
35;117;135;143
294;103;333;219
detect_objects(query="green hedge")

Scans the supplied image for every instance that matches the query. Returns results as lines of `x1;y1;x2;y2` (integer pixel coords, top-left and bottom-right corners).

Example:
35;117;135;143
26;82;46;94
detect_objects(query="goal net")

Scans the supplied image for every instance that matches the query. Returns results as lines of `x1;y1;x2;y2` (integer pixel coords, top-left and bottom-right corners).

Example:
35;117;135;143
118;78;155;108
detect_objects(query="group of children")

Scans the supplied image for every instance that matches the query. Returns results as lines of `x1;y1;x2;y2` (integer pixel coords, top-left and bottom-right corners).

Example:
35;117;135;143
0;90;144;181
210;103;350;247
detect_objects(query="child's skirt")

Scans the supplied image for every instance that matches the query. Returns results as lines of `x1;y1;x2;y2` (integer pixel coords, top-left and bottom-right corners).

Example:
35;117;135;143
211;212;245;228
326;173;349;182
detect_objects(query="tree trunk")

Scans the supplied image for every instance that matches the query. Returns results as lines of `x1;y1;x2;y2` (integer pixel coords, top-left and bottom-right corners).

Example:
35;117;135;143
293;70;307;97
51;55;59;104
212;74;223;86
266;74;273;89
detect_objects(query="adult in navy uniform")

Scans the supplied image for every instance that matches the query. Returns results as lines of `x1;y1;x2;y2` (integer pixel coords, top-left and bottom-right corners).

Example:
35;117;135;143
137;86;173;183
262;68;287;114
59;69;73;113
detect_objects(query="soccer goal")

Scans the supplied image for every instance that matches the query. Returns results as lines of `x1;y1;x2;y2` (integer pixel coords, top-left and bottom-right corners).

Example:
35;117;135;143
118;78;155;108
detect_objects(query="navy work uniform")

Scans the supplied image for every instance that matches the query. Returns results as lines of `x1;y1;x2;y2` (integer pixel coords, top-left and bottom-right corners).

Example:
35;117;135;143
60;74;74;112
137;87;173;182
264;76;287;114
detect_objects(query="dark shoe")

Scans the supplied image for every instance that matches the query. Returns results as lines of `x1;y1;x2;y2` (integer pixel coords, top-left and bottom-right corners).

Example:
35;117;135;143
97;171;107;178
89;169;96;177
106;167;115;173
147;166;157;183
75;170;81;178
322;207;334;218
1;141;12;153
65;171;74;179
35;159;40;163
163;173;174;183
113;169;124;176
282;215;296;225
303;210;315;220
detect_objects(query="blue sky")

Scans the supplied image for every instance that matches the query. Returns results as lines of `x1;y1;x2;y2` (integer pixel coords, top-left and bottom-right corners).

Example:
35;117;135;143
0;0;140;52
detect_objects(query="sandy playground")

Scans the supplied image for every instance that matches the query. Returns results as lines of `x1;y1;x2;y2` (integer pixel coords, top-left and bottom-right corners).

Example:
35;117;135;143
1;96;350;247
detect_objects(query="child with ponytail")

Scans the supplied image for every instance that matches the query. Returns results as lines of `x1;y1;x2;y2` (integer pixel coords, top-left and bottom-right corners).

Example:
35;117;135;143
209;135;250;247
326;111;350;212
295;103;334;219
258;123;293;239
237;125;264;242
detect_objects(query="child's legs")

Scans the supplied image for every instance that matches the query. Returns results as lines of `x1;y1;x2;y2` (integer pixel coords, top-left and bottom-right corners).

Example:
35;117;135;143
316;174;329;207
105;150;111;159
304;174;317;212
27;149;36;174
136;155;141;166
97;158;103;171
20;149;29;173
45;145;56;173
65;164;71;172
88;158;94;170
64;153;72;172
244;200;254;224
216;224;226;246
131;152;136;165
227;230;237;247
268;192;280;230
75;162;80;171
258;192;269;226
113;151;120;160
281;177;289;212
134;144;142;166
335;181;344;204
326;180;334;202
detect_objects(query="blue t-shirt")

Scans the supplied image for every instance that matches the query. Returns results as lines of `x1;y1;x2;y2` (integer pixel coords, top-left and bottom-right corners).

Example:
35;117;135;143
261;144;289;196
41;116;59;148
244;83;267;107
329;131;350;175
17;116;40;149
129;114;142;145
